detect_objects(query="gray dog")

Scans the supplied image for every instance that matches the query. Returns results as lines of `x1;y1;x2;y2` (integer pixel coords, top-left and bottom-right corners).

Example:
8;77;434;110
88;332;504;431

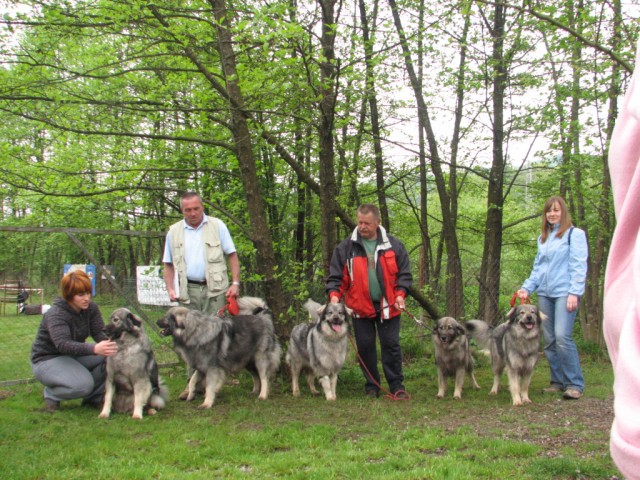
286;299;351;401
466;304;545;406
99;308;169;419
432;316;480;399
157;296;281;409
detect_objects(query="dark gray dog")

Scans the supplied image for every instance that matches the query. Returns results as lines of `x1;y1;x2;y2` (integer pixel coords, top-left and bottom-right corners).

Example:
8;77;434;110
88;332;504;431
286;299;351;401
466;304;545;406
157;296;281;409
432;316;480;399
99;308;168;419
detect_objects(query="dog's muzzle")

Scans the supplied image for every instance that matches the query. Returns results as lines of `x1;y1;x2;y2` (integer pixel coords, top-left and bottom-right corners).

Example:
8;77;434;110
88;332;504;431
522;317;536;330
158;327;171;337
156;319;172;337
102;326;119;341
329;319;343;333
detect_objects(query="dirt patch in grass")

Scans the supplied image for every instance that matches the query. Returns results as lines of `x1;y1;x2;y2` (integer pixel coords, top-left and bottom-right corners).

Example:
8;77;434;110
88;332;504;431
0;390;16;401
430;394;614;460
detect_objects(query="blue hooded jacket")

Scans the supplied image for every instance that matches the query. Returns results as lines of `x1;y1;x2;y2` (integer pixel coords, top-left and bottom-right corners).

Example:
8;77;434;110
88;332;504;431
521;224;589;297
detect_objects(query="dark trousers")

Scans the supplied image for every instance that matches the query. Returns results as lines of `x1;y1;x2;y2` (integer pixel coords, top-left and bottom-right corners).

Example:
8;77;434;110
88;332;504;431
352;314;405;393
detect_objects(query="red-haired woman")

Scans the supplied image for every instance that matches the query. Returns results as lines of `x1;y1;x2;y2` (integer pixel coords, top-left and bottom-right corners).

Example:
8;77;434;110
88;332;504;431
30;270;117;412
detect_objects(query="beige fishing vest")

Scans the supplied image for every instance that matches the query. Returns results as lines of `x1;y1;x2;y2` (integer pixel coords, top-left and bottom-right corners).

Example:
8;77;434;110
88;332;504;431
168;216;229;302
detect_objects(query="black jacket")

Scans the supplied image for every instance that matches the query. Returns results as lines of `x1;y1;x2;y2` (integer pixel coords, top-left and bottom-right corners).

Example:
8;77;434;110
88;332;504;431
30;297;107;364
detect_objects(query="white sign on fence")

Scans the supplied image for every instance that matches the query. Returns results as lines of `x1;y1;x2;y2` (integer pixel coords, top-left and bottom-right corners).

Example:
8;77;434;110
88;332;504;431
136;266;178;306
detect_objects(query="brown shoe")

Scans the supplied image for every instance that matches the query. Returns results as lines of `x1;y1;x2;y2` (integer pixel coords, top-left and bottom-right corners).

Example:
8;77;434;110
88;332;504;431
44;398;60;413
543;384;563;393
393;390;410;400
563;388;583;400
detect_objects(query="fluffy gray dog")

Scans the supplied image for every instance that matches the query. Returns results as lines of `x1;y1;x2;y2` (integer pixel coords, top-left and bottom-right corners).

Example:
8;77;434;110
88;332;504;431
286;299;351;401
466;304;544;406
157;297;281;409
99;308;168;419
432;316;480;399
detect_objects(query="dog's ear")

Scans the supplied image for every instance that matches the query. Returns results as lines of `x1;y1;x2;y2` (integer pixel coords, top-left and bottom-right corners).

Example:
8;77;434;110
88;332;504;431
455;324;466;336
344;305;353;317
432;319;441;333
317;304;327;317
126;311;143;327
506;307;516;322
538;310;548;322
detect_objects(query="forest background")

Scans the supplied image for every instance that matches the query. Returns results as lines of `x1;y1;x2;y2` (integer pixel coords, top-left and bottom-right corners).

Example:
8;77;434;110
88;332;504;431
1;0;638;348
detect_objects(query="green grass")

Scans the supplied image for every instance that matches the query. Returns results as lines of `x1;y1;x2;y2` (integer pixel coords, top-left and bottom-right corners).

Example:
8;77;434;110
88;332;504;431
0;305;621;479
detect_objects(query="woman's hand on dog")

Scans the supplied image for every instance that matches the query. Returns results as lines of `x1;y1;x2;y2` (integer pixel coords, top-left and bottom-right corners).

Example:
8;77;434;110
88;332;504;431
95;340;118;357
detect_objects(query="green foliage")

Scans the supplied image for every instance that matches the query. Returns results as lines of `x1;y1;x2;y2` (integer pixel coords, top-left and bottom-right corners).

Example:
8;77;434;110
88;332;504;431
0;0;636;326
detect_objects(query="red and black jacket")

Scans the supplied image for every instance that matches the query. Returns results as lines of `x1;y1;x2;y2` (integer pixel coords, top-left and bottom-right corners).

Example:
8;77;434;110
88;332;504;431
326;226;412;320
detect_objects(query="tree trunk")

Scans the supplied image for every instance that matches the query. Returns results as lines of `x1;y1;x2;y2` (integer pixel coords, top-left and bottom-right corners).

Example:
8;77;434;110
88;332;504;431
580;0;619;344
388;0;464;317
478;1;506;324
358;0;389;231
318;0;338;276
209;0;287;323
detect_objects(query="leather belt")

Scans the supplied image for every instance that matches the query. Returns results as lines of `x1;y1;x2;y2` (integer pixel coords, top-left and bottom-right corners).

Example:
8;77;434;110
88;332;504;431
187;279;207;285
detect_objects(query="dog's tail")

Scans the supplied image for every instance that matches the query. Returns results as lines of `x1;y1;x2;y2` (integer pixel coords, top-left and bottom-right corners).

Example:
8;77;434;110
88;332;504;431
149;378;169;410
303;298;323;323
237;296;269;315
464;320;492;350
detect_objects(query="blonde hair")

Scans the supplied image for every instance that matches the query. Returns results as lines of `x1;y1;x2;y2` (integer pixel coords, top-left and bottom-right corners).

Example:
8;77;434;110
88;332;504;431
540;196;573;243
61;270;92;301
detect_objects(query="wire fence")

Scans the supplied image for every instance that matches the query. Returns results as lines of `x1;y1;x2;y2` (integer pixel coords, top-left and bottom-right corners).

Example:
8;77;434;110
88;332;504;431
0;277;277;386
0;260;539;386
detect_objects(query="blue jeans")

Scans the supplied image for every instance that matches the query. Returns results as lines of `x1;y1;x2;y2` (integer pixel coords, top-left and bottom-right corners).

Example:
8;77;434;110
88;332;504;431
538;295;585;392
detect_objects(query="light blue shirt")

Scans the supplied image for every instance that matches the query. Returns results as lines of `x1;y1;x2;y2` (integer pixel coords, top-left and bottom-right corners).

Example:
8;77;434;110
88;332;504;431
163;217;236;282
521;225;588;297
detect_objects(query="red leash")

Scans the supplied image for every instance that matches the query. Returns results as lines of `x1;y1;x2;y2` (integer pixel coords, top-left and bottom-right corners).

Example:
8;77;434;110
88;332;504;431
217;295;239;317
347;333;411;401
510;291;530;307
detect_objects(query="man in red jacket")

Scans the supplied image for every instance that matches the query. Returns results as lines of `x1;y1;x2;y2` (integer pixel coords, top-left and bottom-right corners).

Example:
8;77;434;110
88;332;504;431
326;204;413;398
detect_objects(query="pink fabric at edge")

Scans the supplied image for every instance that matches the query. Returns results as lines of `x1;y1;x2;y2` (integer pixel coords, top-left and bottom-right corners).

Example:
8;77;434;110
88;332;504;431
604;38;640;480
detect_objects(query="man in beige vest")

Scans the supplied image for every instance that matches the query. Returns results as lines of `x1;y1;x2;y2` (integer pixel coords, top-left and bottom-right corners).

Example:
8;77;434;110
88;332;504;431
163;192;240;315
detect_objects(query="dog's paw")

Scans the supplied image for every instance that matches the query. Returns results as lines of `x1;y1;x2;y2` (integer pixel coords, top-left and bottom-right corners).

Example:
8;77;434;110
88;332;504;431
489;389;498;396
436;393;444;399
146;408;158;416
453;394;462;400
98;412;110;419
198;402;213;409
131;413;143;420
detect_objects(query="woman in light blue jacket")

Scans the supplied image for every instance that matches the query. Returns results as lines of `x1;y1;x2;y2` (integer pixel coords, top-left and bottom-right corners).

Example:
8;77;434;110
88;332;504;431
517;196;589;400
